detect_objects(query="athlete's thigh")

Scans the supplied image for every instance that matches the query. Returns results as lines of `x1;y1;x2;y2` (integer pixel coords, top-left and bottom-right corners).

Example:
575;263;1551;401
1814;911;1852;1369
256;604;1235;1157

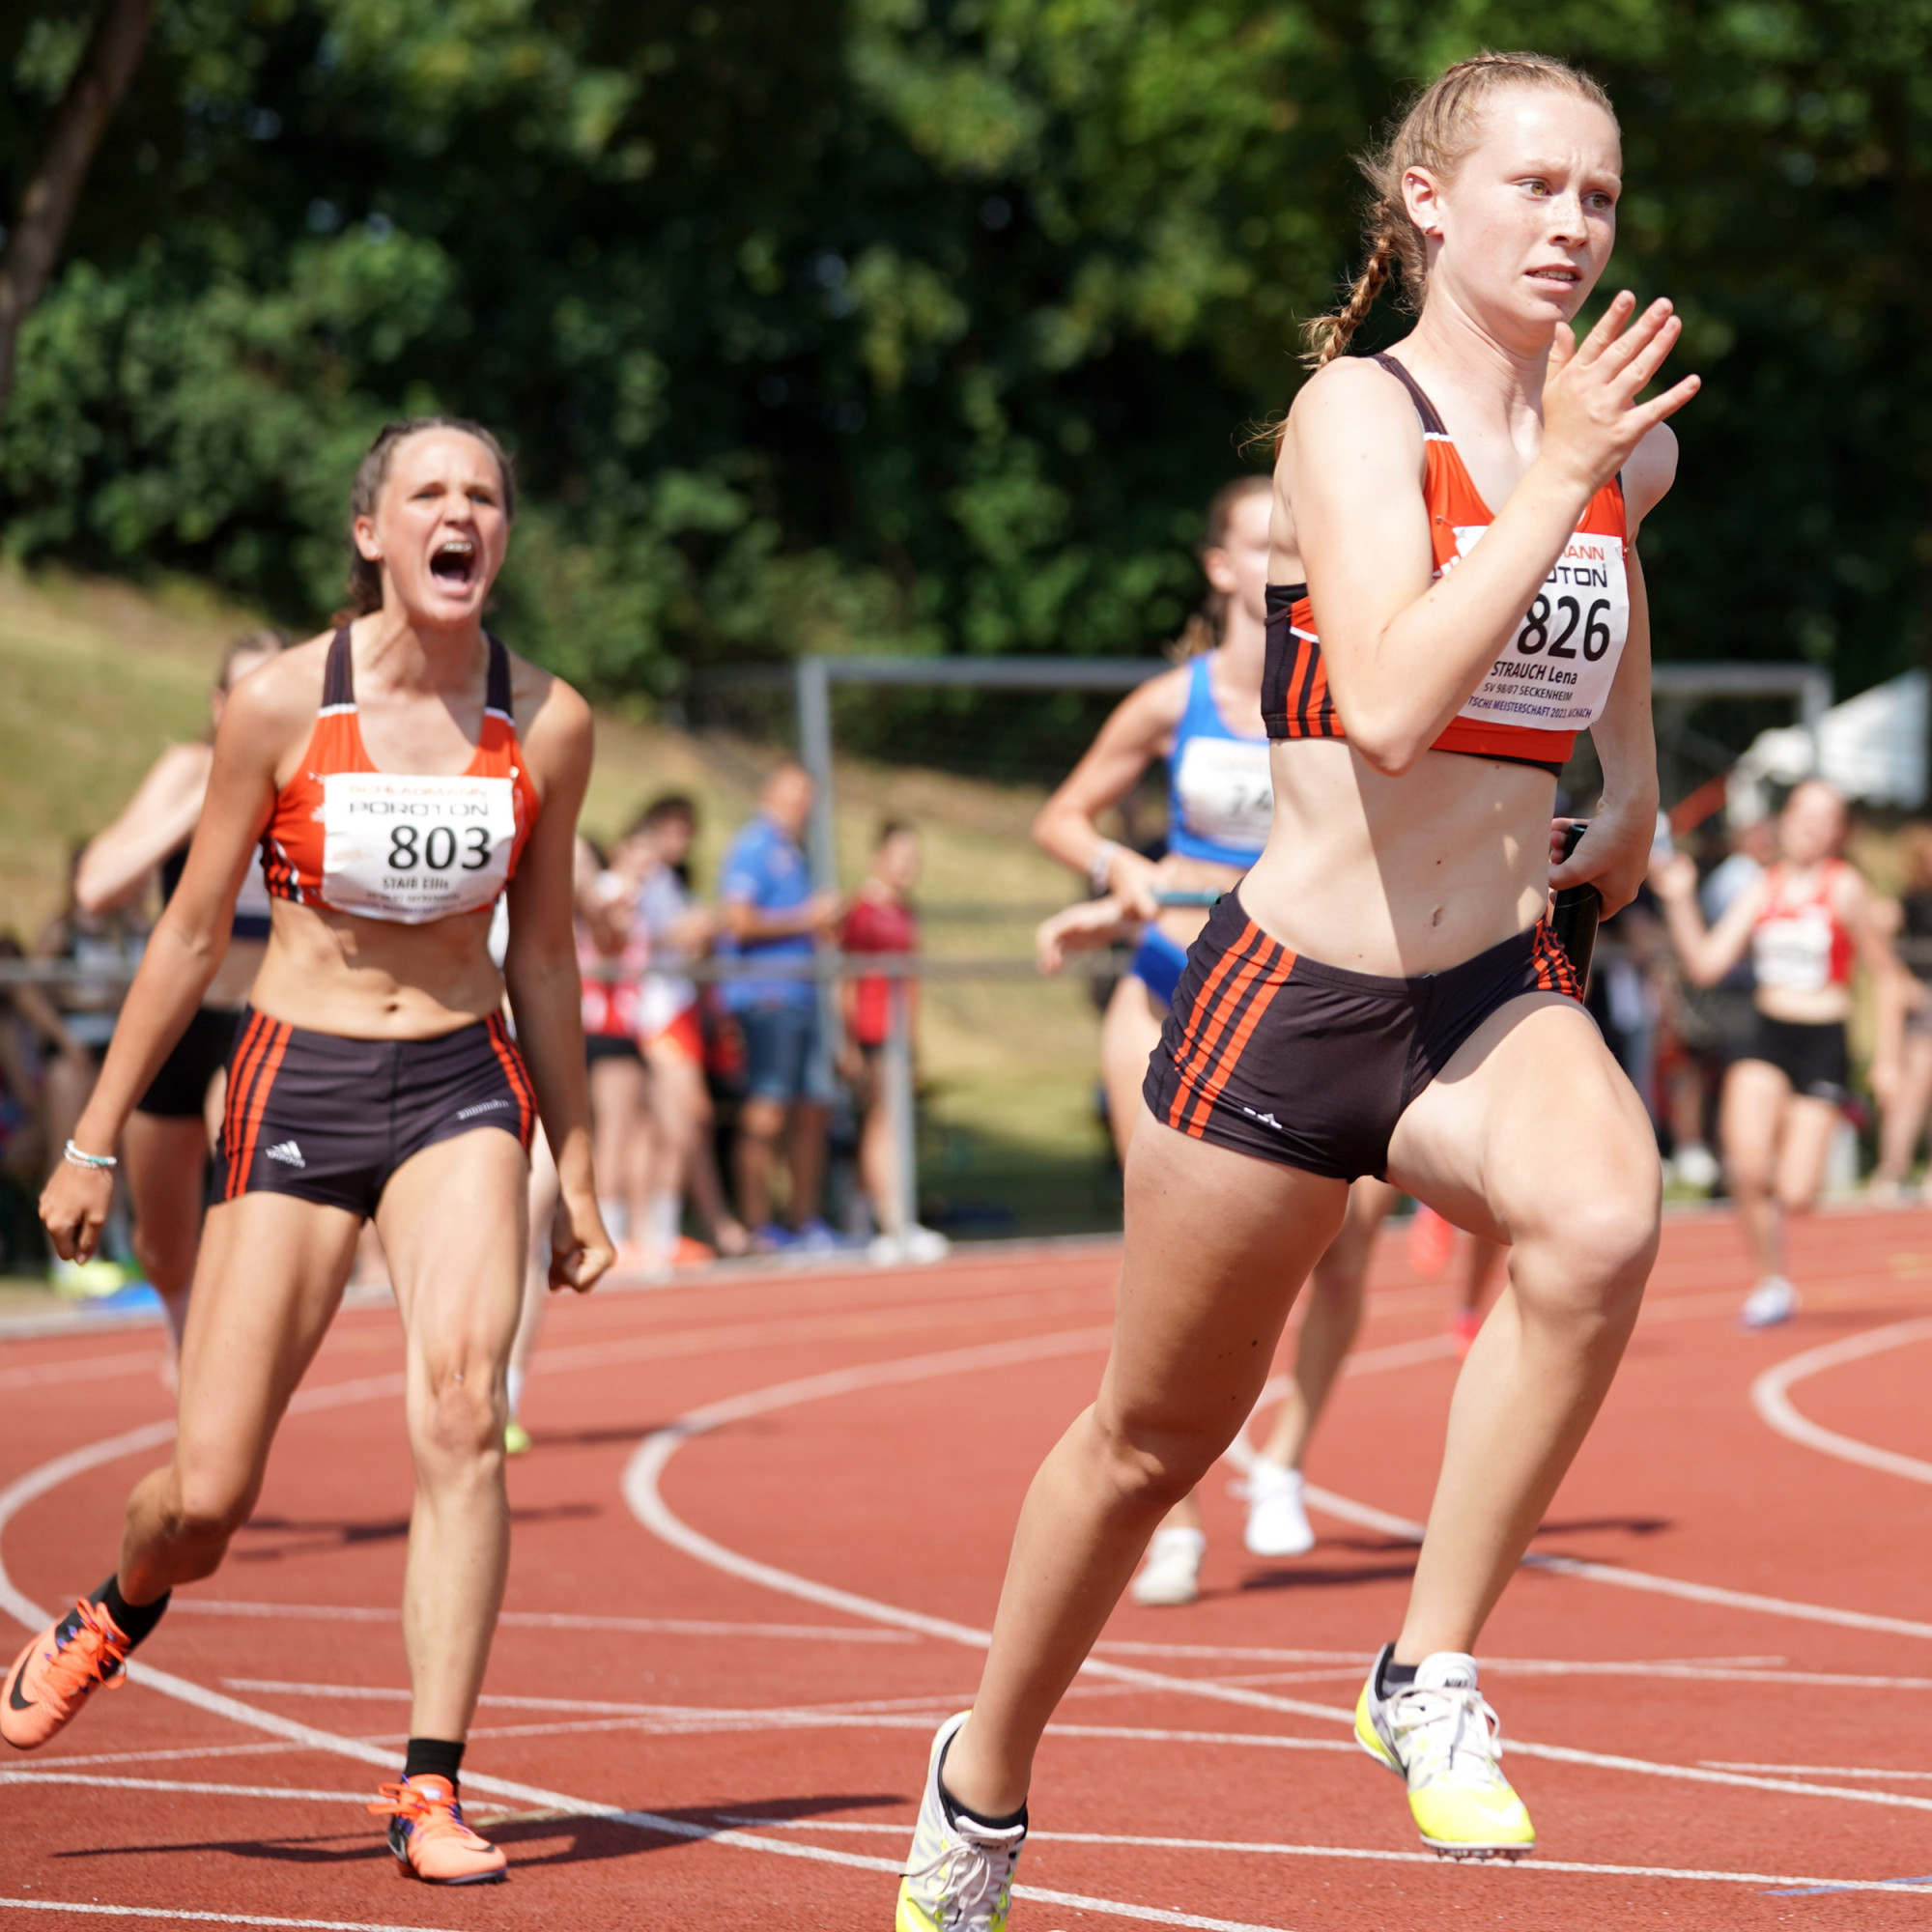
1719;1058;1790;1171
1100;976;1166;1167
1387;993;1659;1253
378;1127;529;1371
172;1193;361;1485
1775;1094;1841;1202
1102;1112;1348;1432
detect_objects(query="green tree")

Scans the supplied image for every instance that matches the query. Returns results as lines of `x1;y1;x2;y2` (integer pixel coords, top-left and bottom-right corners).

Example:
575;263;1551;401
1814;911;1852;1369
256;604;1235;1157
1;0;1928;776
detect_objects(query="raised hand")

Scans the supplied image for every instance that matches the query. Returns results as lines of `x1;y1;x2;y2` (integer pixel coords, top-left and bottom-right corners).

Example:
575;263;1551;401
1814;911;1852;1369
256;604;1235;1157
1541;292;1700;497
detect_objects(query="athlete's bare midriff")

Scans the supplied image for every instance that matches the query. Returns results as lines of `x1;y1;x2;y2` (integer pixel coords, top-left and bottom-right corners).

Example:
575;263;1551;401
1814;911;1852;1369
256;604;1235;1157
244;897;507;1040
1239;738;1554;977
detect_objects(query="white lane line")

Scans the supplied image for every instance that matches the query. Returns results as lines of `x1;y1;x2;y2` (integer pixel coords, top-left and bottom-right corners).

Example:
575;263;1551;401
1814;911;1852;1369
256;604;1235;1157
218;1681;978;1721
621;1333;1932;1820
19;1739;396;1771
1;1770;435;1801
168;1600;912;1642
1704;1761;1932;1781
1092;1643;1783;1668
1751;1317;1932;1485
1302;1482;1932;1642
0;1353;1293;1932
0;1905;455;1931
710;1817;1932;1893
0;1350;163;1393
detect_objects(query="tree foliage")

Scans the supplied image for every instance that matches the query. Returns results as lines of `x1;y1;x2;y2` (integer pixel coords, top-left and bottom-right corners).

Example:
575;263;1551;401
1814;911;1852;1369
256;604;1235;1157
2;0;1929;772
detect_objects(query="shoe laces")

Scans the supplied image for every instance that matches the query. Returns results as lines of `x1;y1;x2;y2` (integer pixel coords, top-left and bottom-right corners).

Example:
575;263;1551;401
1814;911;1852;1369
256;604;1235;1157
368;1780;485;1844
903;1824;1022;1931
43;1601;129;1701
1387;1682;1507;1788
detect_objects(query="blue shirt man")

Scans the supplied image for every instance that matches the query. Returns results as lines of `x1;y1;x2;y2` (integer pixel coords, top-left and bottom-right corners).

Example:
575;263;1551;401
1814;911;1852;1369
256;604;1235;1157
718;811;818;1012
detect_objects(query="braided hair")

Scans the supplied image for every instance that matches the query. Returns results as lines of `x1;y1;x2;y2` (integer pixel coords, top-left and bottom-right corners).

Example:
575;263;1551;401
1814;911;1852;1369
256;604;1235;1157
1301;52;1616;376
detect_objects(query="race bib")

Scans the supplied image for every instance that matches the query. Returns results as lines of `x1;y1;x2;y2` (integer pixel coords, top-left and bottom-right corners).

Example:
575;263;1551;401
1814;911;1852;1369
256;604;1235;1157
321;771;517;924
1174;736;1273;852
1448;525;1630;734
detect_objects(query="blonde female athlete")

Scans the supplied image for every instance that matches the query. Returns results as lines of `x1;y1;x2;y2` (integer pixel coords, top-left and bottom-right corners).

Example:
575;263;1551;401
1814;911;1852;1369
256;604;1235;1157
16;417;612;1888
898;54;1694;1923
1034;479;1398;1600
71;630;290;1359
1652;780;1905;1325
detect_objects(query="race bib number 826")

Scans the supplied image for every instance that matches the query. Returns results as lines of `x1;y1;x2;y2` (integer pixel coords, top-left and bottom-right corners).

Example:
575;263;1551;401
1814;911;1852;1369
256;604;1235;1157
1448;525;1630;734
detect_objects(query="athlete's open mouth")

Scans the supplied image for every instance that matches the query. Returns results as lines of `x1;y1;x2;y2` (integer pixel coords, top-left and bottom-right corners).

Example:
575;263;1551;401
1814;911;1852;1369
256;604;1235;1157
1527;266;1581;288
429;535;477;588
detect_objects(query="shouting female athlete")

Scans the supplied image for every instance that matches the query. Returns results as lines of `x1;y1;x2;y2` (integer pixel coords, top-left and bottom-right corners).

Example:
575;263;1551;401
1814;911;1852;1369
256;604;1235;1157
16;418;612;1887
1033;477;1399;1601
71;629;290;1361
897;53;1695;1925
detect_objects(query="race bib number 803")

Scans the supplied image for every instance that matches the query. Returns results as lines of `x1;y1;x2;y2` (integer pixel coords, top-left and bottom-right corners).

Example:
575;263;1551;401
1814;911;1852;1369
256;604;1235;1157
1449;525;1630;734
321;771;517;923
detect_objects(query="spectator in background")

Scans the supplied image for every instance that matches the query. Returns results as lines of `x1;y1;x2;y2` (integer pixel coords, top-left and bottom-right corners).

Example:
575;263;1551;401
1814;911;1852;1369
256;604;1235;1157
1873;820;1932;1199
625;794;750;1264
840;821;948;1265
577;836;655;1260
1653;781;1907;1327
718;762;843;1250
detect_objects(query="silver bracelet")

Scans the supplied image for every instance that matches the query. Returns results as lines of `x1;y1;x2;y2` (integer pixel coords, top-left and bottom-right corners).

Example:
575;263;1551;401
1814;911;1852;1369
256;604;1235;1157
1089;838;1122;894
63;1140;118;1171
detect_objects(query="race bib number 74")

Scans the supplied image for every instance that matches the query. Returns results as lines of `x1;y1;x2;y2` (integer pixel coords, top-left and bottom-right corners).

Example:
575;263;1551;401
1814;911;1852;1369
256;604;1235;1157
1448;525;1631;734
321;771;517;924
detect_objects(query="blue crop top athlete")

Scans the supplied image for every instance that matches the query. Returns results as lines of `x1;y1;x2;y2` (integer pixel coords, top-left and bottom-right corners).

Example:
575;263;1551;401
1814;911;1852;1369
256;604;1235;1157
1130;656;1273;1007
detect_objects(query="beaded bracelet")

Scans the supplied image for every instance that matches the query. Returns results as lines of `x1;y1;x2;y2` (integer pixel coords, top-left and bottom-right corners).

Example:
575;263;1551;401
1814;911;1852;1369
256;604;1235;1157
63;1140;118;1171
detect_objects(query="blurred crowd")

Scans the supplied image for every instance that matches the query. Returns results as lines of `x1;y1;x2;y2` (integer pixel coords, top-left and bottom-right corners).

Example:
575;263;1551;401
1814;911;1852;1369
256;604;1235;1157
0;753;943;1288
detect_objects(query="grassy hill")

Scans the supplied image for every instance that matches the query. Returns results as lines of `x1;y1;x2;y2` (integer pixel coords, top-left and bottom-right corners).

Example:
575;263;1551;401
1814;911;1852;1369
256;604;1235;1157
0;568;1119;1237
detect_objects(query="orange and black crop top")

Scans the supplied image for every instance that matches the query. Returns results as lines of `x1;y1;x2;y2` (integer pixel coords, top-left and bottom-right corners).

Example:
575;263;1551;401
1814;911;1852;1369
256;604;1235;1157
261;628;539;925
1262;354;1632;777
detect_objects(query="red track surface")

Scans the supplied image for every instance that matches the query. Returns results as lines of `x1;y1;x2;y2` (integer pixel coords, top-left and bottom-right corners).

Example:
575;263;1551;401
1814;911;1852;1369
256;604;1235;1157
7;1208;1932;1930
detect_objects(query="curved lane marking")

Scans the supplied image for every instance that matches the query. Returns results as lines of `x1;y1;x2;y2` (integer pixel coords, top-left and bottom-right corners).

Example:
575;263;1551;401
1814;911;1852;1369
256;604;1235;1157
1751;1317;1932;1485
0;1339;1293;1932
620;1334;1932;1817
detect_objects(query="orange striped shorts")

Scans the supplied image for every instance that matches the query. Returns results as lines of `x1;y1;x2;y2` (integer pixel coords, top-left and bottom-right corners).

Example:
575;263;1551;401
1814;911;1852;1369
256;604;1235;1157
1141;892;1582;1180
216;1007;534;1216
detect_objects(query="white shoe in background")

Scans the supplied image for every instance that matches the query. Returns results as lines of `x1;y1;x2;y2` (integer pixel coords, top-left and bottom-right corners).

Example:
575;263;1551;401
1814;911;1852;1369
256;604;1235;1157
1243;1461;1316;1558
1740;1276;1799;1328
1130;1526;1205;1606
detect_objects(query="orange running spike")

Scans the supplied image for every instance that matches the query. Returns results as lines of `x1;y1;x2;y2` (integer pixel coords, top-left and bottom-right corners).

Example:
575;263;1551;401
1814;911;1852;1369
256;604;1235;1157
369;1775;508;1884
2;1599;130;1750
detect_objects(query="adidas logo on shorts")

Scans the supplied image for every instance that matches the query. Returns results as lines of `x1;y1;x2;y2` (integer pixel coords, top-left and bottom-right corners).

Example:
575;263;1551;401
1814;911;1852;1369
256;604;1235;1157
264;1140;305;1168
456;1098;510;1121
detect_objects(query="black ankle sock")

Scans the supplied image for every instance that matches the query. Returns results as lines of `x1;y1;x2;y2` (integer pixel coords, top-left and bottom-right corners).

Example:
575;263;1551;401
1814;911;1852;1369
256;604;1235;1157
94;1576;169;1649
1378;1655;1419;1693
404;1737;466;1789
935;1733;1026;1835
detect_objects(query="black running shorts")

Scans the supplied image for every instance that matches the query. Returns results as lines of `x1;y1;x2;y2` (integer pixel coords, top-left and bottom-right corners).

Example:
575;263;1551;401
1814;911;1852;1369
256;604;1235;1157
1142;891;1582;1181
136;1007;242;1119
1742;1013;1850;1106
215;1009;535;1216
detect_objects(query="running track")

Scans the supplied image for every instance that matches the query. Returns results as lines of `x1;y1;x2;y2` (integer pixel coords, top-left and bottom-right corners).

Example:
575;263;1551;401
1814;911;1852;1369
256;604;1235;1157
6;1209;1932;1930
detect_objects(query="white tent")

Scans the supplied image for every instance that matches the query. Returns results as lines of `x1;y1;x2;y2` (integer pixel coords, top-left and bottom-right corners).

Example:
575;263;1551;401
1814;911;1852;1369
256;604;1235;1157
1727;669;1927;822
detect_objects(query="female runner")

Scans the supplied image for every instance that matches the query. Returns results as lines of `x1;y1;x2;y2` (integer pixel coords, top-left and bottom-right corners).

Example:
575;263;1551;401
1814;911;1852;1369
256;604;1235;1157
898;55;1694;1922
16;417;612;1887
71;629;290;1355
1034;480;1397;1597
1873;821;1932;1197
1652;780;1905;1324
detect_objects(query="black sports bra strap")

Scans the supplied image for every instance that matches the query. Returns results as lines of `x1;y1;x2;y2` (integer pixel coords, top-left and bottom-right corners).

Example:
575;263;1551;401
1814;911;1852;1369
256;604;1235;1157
484;633;512;719
1371;354;1447;437
323;627;355;709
